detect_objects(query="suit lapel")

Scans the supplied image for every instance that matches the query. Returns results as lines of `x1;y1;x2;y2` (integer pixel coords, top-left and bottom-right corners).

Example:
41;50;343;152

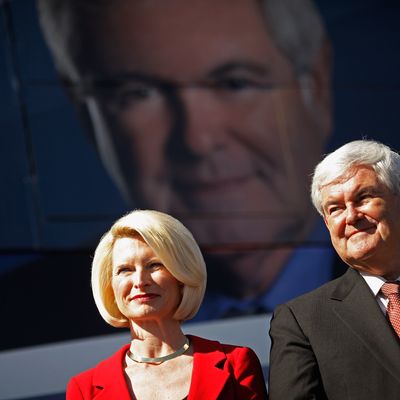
188;335;231;399
331;268;400;383
92;344;132;400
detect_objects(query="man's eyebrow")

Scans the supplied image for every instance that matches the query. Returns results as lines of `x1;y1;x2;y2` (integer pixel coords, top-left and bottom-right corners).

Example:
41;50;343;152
90;72;164;85
80;61;272;86
69;72;178;95
322;198;341;210
323;185;382;210
104;64;271;84
356;186;382;197
74;63;275;94
208;61;271;78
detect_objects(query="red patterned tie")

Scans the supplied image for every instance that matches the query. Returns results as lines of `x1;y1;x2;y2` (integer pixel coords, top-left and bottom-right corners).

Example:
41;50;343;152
381;282;400;338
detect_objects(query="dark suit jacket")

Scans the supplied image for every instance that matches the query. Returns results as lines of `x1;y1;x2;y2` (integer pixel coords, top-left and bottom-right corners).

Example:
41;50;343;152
67;335;267;399
268;268;400;400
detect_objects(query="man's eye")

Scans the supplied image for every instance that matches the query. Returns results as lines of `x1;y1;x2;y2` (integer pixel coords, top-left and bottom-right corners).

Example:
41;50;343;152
99;83;162;111
328;206;340;215
359;194;372;201
213;77;262;91
116;84;158;102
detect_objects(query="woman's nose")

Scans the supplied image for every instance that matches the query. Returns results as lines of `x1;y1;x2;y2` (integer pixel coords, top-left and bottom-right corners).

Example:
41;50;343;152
132;269;150;288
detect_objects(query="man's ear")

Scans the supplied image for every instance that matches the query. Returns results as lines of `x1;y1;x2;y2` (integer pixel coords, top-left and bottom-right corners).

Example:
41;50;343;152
299;36;333;141
59;74;97;147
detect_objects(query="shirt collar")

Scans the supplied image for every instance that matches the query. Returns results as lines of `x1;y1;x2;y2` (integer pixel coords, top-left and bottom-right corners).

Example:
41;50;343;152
359;271;400;296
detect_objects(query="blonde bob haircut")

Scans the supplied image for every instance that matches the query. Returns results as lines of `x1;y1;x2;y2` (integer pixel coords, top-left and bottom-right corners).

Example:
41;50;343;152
91;209;207;327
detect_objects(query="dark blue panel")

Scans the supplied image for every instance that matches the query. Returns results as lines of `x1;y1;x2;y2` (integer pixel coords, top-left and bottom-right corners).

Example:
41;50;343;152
0;2;36;248
3;0;127;249
10;0;58;82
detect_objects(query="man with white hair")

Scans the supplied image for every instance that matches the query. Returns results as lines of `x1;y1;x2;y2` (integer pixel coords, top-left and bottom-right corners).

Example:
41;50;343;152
269;139;400;399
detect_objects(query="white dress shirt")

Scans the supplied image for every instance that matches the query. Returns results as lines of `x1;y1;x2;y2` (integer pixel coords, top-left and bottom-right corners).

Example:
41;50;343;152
360;271;400;314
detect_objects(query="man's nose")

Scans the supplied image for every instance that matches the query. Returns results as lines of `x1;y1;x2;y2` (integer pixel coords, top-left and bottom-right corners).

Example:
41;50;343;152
173;88;226;157
345;204;362;224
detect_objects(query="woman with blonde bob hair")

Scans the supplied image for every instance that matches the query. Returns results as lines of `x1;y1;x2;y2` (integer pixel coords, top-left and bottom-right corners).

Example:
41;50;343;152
67;209;267;400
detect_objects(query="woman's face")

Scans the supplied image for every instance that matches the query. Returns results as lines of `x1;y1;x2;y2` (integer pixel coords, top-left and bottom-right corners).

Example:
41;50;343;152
111;236;182;322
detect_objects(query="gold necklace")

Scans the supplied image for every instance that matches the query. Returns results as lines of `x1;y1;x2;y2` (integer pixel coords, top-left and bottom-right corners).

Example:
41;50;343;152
127;336;190;364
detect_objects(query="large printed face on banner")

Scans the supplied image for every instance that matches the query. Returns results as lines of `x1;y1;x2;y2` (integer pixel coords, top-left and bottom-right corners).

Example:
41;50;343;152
4;0;400;358
39;0;332;299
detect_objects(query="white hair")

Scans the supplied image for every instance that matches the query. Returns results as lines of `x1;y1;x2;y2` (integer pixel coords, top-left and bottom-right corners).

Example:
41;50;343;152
311;139;400;215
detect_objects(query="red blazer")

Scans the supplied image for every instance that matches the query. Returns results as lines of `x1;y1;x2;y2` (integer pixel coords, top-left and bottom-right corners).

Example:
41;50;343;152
67;335;267;399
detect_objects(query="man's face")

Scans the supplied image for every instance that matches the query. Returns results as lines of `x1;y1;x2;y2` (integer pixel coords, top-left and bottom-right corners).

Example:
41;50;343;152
59;0;331;296
322;166;400;279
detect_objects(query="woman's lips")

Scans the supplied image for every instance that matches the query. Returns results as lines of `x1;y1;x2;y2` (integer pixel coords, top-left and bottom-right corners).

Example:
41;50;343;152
131;293;159;302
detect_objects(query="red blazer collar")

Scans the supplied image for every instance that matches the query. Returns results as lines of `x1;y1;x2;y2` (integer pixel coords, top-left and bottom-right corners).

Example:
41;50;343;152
188;335;230;399
92;344;132;400
90;335;231;399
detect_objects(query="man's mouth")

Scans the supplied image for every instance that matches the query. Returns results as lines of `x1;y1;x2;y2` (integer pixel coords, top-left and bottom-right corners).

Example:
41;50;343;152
348;226;375;238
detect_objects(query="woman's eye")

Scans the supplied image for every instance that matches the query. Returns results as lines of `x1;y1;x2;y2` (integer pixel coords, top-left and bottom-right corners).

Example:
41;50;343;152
116;266;130;274
148;262;163;270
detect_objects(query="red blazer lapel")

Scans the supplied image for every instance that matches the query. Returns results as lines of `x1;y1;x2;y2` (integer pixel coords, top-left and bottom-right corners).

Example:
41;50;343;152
188;335;231;399
92;344;132;400
73;335;264;399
